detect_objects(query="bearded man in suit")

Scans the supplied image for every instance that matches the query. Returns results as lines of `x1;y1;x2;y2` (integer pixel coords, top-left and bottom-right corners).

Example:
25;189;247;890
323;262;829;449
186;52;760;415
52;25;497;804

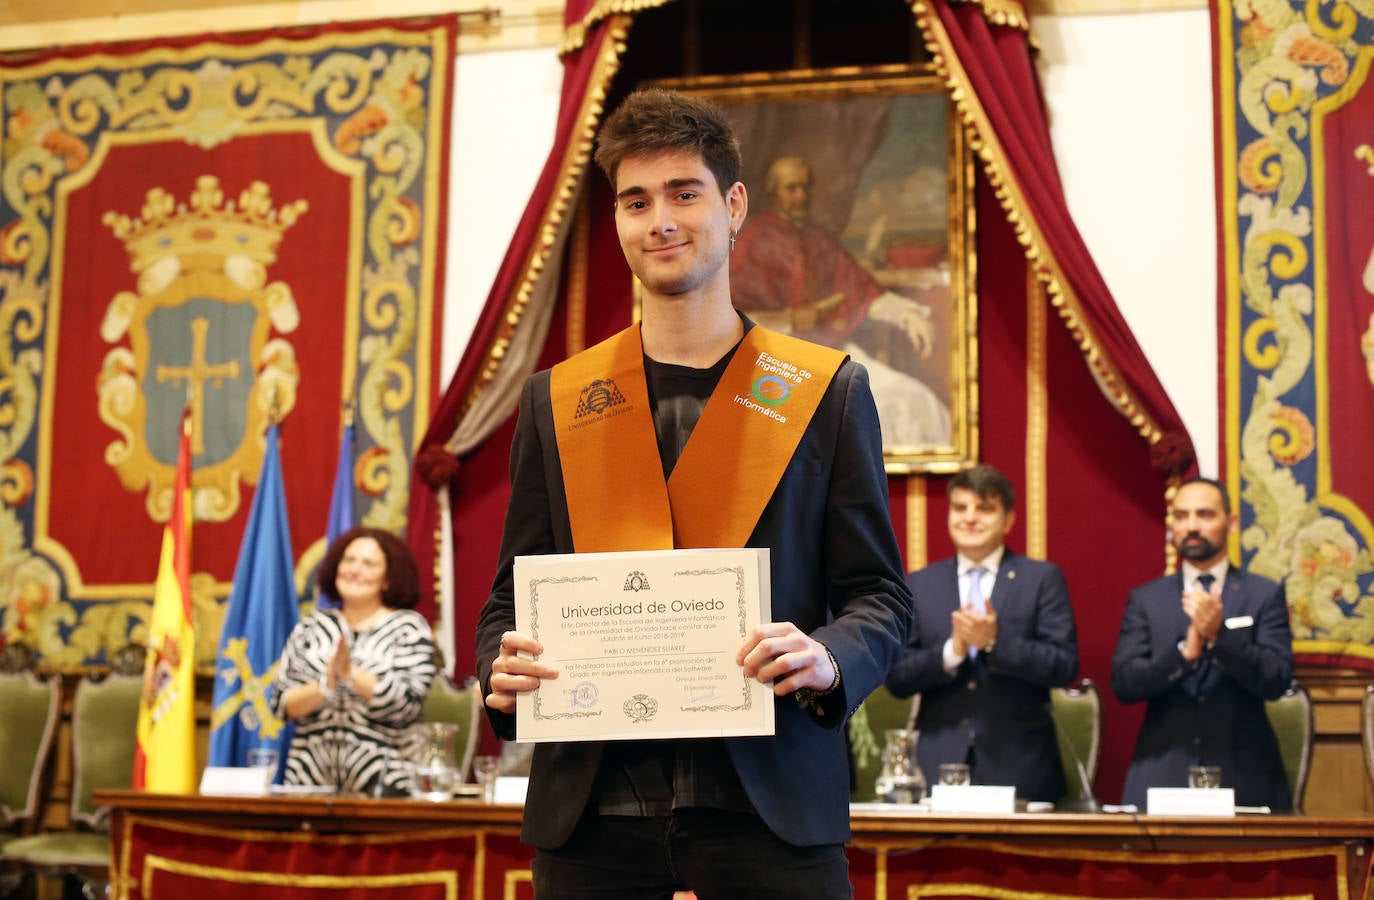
886;464;1079;803
1112;476;1293;810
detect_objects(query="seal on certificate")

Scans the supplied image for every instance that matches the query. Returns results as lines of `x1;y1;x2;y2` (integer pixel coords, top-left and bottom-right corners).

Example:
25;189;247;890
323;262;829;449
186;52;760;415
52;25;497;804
571;681;599;708
623;693;659;723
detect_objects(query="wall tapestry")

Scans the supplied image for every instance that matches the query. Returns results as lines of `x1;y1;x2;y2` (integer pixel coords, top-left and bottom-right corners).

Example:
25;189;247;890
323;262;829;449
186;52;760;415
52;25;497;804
1216;0;1374;666
0;18;451;669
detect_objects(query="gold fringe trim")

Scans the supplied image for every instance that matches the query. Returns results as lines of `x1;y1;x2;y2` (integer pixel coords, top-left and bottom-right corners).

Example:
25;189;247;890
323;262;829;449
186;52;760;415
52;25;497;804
908;0;1165;451
1025;271;1049;561
565;185;593;357
458;16;632;421
1164;474;1182;573
905;476;927;571
560;0;676;57
945;0;1034;34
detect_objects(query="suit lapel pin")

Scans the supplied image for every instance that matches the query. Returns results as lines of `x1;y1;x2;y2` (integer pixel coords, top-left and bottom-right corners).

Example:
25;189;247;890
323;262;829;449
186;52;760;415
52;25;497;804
1007;570;1016;579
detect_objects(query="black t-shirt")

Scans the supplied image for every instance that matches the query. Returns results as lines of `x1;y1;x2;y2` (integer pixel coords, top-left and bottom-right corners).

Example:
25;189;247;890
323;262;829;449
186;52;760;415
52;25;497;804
594;345;755;817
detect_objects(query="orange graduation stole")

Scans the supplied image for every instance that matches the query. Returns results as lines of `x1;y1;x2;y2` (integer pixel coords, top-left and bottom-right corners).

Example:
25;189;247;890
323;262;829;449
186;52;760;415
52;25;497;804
550;324;846;552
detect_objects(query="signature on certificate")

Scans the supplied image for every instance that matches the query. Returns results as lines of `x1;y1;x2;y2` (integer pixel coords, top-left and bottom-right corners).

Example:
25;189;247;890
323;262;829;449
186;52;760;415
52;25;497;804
687;685;720;705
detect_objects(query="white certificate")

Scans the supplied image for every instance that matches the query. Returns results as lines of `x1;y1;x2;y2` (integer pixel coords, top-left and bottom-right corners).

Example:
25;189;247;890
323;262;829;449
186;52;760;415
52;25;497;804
513;547;774;742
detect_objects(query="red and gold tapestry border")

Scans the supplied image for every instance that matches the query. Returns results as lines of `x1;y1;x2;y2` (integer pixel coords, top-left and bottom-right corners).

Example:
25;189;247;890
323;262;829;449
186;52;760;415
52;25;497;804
0;18;451;670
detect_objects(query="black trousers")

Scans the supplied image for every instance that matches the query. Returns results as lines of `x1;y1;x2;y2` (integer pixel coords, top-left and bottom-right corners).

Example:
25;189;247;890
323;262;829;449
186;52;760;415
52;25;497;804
531;808;852;899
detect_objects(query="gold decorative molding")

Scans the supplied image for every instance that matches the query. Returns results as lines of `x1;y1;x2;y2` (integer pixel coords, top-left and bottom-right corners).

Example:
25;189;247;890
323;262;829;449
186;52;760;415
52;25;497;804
1027;0;1206;14
0;0;563;53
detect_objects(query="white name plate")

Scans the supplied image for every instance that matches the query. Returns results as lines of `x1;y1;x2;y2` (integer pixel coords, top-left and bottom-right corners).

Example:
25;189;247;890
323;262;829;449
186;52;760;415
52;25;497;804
929;784;1016;814
199;766;272;797
1147;787;1236;816
493;776;529;805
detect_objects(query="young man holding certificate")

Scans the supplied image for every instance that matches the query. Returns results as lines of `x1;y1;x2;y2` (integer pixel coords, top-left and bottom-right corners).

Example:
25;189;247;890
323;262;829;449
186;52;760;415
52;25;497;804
476;88;913;899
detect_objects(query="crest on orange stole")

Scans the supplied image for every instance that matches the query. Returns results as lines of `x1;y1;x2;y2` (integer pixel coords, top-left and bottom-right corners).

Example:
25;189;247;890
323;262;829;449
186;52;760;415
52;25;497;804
97;176;307;523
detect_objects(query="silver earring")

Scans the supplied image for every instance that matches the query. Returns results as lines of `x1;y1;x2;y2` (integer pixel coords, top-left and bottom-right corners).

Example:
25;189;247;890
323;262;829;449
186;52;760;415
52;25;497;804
729;229;737;251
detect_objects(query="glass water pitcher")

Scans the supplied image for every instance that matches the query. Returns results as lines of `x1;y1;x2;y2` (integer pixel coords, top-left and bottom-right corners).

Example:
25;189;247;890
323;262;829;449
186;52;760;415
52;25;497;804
874;727;927;804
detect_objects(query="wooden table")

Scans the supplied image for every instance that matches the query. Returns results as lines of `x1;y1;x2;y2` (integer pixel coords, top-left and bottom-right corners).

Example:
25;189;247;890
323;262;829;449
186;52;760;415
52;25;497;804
97;791;1374;899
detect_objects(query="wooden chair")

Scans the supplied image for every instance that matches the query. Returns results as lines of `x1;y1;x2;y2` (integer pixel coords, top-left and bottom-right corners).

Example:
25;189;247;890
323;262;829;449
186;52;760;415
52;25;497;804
1264;679;1313;813
2;672;143;899
1051;678;1102;811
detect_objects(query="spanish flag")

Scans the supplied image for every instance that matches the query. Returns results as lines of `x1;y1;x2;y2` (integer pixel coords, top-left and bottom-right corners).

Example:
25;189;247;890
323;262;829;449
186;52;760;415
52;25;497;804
133;409;197;792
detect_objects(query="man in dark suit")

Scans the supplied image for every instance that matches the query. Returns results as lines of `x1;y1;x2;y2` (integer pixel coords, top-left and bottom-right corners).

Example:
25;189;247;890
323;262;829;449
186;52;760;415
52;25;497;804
475;89;912;899
1112;476;1293;810
885;465;1079;804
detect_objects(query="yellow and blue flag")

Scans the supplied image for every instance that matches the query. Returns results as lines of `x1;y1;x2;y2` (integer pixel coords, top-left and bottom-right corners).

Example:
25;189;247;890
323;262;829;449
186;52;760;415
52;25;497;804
208;422;299;772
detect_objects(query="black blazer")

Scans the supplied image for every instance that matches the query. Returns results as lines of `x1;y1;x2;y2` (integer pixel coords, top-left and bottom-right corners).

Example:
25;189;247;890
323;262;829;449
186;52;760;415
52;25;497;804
477;353;912;848
1111;567;1293;809
885;553;1078;802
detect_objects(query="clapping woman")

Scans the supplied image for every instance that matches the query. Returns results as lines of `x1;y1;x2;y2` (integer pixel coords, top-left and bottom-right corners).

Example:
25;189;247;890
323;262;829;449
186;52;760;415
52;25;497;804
274;526;436;795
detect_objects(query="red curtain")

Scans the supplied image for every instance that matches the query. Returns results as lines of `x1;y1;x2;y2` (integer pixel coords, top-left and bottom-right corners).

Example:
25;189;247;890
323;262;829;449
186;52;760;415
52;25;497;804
916;0;1194;474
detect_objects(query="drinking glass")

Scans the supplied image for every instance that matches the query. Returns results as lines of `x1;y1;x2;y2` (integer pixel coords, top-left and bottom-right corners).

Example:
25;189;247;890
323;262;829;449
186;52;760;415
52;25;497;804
1187;765;1222;789
247;748;279;773
938;763;971;786
473;755;500;804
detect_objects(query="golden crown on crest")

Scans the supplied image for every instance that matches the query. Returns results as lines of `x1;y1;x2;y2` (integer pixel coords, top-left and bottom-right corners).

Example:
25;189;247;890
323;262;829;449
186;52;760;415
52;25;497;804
102;175;309;275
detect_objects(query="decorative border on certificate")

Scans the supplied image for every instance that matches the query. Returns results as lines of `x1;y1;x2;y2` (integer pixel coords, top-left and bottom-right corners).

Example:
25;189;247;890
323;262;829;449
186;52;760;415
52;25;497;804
514;548;774;742
674;566;753;714
526;575;603;723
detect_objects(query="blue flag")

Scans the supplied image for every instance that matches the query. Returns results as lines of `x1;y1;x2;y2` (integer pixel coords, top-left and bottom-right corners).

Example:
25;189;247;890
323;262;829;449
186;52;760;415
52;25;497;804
318;418;356;610
209;423;299;775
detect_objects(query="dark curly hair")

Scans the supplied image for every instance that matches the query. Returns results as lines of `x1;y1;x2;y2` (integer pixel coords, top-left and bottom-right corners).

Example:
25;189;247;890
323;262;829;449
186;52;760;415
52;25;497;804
317;526;421;610
594;88;741;196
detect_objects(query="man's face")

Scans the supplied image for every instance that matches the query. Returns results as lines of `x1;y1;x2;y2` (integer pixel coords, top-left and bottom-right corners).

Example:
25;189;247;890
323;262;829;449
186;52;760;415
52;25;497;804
613;149;745;301
947;487;1015;563
1169;481;1235;568
769;160;811;223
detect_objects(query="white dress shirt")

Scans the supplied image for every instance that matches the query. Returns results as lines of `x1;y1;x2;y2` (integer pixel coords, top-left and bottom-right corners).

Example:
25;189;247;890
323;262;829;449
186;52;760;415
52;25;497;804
941;546;1006;672
1180;559;1228;593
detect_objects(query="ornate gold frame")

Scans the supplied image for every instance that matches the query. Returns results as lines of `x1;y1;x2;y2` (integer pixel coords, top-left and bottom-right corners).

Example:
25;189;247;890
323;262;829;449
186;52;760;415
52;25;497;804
650;63;979;474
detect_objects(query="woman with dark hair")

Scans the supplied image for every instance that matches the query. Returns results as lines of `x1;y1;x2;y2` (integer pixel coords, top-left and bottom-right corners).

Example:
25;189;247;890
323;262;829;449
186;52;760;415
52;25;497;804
273;526;436;795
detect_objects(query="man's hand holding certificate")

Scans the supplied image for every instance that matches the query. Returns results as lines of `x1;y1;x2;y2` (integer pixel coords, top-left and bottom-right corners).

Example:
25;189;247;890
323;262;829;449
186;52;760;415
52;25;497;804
511;548;775;742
